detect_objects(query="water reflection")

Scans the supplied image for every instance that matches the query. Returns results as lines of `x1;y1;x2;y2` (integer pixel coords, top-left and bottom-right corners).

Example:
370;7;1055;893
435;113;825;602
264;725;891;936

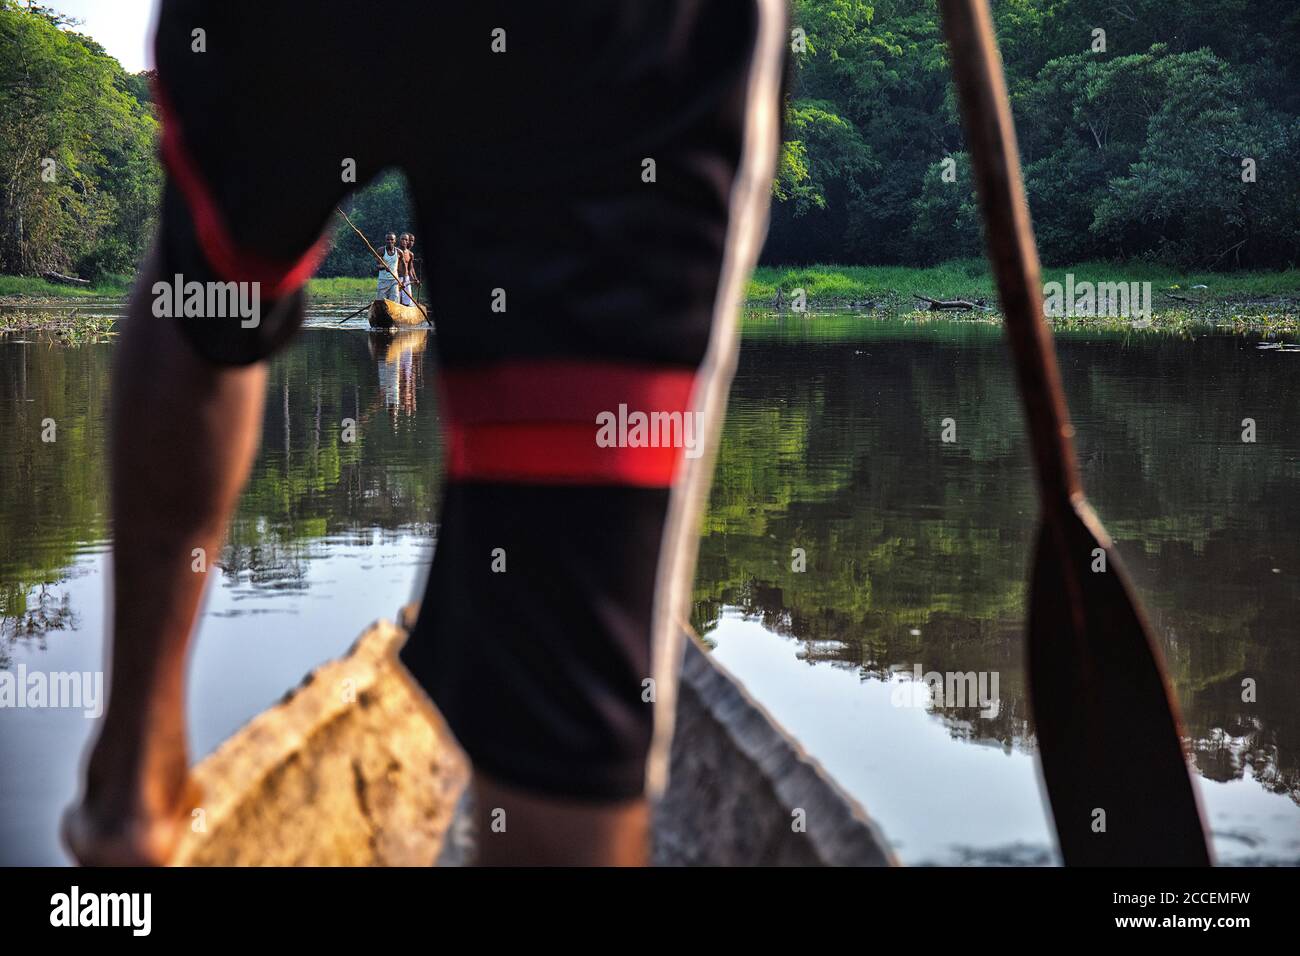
1;316;1297;864
221;328;442;601
694;320;1299;817
369;329;430;420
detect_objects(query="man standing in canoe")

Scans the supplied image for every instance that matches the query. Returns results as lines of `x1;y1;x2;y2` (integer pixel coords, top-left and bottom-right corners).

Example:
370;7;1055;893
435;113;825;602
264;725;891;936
378;232;401;302
397;232;418;305
64;0;786;867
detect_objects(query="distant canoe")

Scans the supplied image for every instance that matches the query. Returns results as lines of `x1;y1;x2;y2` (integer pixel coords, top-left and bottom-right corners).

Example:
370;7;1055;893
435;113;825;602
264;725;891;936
368;298;427;329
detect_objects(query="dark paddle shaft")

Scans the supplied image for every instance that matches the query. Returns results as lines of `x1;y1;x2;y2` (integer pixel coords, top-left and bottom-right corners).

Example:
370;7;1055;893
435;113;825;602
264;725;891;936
939;0;1211;864
938;3;1075;511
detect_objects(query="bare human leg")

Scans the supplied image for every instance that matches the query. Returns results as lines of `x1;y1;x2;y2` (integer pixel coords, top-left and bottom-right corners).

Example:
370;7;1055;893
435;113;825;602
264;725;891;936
63;246;270;865
472;772;650;866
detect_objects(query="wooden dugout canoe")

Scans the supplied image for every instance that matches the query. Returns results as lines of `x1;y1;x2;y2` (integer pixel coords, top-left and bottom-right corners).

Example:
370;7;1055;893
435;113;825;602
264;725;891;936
368;298;427;329
171;608;895;867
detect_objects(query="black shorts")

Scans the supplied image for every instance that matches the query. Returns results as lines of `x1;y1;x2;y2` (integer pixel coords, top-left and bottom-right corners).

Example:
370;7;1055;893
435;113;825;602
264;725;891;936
154;0;786;800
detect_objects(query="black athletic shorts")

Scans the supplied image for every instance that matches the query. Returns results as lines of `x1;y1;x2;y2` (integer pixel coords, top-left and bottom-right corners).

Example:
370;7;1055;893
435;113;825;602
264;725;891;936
153;0;786;801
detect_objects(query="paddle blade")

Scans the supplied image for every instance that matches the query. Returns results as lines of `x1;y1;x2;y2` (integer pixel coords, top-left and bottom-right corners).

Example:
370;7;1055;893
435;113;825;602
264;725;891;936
1027;504;1212;866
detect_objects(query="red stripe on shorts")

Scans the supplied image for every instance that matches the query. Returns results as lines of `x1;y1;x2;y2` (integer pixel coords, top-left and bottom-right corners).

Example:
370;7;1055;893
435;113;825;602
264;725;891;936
439;361;699;486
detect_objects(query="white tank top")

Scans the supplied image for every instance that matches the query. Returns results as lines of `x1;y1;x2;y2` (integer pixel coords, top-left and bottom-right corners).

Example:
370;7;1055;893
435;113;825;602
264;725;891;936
380;248;399;275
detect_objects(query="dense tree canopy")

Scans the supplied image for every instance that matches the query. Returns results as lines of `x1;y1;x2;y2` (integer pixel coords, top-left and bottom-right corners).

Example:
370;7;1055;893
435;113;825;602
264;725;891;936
769;0;1300;267
316;172;416;279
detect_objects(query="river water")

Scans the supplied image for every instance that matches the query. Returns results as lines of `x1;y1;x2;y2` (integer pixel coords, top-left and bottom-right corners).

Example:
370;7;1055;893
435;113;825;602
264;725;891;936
1;310;1297;864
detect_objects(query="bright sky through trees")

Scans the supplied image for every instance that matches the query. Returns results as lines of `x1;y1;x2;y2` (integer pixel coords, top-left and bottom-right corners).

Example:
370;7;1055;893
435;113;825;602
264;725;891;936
52;0;155;71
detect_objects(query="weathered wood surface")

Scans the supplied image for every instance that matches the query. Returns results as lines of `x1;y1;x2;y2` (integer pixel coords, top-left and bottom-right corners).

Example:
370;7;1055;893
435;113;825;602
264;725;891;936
174;615;894;867
653;639;896;866
172;619;468;866
368;298;426;329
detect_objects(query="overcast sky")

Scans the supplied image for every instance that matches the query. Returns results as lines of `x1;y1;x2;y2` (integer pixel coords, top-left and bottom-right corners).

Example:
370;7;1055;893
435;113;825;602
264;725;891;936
53;0;157;72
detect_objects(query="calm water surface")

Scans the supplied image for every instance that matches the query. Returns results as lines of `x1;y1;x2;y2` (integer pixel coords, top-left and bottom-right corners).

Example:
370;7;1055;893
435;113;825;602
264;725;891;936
1;310;1297;864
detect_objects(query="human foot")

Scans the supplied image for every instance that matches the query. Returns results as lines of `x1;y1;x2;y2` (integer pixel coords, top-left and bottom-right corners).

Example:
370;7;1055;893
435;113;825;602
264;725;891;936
62;773;202;866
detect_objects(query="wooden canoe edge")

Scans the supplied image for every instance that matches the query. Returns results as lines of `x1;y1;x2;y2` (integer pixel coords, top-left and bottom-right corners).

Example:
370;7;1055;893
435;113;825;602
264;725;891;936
368;298;426;329
653;630;897;866
174;609;894;866
173;618;470;866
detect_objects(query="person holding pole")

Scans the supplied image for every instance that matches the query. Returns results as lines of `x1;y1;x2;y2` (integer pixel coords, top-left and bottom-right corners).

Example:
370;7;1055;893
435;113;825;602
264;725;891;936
378;232;401;302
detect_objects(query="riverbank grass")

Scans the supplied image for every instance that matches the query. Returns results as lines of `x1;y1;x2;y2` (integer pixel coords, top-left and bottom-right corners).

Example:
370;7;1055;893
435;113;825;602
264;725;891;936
0;310;115;340
0;275;131;298
748;261;1300;306
4;264;1297;333
307;262;1300;320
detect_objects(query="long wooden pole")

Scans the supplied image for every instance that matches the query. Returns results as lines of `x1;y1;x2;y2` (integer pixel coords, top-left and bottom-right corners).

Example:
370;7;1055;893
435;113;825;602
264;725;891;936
334;302;371;326
335;208;432;326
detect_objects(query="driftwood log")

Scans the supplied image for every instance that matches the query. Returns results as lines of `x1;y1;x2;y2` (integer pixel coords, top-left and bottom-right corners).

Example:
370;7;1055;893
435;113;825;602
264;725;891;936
42;271;90;286
913;293;976;311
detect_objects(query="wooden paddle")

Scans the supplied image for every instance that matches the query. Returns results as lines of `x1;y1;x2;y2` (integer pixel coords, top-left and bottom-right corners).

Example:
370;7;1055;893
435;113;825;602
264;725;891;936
938;0;1211;866
335;208;433;327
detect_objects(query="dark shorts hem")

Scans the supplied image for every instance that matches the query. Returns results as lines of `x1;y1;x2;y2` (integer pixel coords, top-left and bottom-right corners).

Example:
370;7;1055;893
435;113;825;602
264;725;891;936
455;738;649;805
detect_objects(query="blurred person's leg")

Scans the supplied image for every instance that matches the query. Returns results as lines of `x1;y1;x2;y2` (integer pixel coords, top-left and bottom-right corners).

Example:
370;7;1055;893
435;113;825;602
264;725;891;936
473;774;651;866
68;0;788;868
401;0;787;865
65;0;380;864
63;246;268;865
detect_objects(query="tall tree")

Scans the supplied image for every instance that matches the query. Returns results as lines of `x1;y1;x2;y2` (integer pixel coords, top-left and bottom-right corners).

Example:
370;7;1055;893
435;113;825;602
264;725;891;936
0;1;159;277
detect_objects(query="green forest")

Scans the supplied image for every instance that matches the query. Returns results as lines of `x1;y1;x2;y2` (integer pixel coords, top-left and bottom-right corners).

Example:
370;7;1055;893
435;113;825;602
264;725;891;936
769;0;1300;268
0;2;157;281
2;0;1299;282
